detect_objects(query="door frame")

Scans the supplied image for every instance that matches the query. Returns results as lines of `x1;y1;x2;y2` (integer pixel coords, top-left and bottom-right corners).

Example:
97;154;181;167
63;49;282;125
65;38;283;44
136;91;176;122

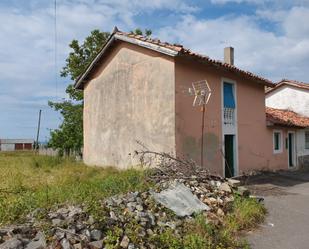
221;77;239;177
287;131;297;168
224;134;236;177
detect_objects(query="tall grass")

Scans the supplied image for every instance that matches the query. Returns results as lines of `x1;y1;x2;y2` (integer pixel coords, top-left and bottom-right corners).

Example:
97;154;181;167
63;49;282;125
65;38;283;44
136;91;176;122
0;152;150;225
152;197;266;249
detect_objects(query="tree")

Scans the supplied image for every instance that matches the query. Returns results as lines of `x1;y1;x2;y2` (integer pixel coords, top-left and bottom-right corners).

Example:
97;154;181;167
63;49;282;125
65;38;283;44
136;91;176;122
49;28;151;155
130;28;152;37
48;29;110;155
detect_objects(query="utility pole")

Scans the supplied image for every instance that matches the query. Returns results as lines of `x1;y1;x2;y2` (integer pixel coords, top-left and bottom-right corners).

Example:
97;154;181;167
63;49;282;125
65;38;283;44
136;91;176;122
200;103;206;168
36;109;42;150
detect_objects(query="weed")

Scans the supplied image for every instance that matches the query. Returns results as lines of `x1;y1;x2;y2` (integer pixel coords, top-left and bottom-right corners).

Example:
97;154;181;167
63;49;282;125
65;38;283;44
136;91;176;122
0;152;150;225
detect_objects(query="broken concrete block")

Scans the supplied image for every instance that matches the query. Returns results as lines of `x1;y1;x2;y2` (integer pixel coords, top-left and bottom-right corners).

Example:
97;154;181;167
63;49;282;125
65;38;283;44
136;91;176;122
25;232;46;249
227;179;241;188
152;182;210;217
219;182;232;193
0;238;23;249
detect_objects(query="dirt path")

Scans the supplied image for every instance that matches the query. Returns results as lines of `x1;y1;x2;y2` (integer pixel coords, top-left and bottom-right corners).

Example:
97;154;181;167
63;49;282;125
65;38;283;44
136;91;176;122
245;171;309;249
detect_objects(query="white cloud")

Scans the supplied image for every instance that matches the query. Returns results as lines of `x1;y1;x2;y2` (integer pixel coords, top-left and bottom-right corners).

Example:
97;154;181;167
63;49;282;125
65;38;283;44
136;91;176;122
157;7;309;82
211;0;261;4
0;0;308;139
0;0;198;139
211;0;309;6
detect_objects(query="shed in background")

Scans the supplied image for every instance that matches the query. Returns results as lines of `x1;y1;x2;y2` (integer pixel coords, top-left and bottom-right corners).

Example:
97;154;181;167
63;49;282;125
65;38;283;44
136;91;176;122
0;139;34;151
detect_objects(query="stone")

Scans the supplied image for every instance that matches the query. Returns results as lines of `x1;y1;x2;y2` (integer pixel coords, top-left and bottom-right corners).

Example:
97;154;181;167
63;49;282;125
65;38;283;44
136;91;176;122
0;238;23;249
52;218;62;226
68;206;83;218
88;240;103;249
165;222;176;230
136;205;143;212
88;216;95;225
120;235;130;248
219;183;232;193
25;232;46;249
73;243;82;249
110;211;117;220
217;208;225;216
128;244;135;249
90;230;102;241
227;179;241;187
83;229;91;239
60;238;71;249
55;230;65;240
127;202;136;212
152;182;210;217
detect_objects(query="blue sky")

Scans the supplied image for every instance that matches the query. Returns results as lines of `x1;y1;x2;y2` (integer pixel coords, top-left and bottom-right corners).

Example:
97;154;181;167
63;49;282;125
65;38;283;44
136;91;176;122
0;0;308;141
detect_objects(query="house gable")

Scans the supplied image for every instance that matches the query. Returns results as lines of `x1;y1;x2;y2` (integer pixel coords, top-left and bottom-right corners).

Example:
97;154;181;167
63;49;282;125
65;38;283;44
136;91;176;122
83;39;176;167
266;84;309;117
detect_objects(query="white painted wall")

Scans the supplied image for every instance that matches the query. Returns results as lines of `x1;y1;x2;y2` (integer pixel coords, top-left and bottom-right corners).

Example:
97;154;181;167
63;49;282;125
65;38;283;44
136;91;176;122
0;144;15;151
266;85;309;117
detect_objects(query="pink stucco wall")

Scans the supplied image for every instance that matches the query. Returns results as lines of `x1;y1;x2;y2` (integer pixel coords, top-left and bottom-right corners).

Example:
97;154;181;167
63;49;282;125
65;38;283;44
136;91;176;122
175;58;223;174
175;57;289;175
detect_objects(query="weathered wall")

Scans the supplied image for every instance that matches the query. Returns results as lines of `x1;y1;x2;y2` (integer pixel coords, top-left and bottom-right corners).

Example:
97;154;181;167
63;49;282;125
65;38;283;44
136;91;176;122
266;86;309;117
83;41;175;168
174;58;222;174
175;57;288;175
236;79;289;172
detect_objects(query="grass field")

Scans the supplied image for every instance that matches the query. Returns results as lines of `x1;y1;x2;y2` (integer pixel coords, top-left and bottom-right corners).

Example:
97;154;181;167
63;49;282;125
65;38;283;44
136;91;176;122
0;152;266;248
0;151;149;225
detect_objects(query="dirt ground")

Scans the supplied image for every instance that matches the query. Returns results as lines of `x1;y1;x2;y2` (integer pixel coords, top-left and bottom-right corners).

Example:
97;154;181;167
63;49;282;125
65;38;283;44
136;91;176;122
244;170;309;249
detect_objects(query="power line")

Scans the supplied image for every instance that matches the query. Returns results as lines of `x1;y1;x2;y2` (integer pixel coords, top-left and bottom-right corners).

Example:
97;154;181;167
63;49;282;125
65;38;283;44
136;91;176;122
54;0;58;99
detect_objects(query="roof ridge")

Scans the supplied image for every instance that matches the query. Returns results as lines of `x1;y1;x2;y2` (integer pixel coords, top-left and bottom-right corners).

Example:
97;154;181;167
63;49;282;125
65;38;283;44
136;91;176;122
114;30;273;85
279;78;309;85
75;28;274;89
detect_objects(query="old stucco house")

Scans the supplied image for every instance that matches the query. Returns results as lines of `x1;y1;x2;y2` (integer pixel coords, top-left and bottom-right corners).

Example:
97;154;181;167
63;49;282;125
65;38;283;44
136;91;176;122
75;28;306;177
266;80;309;167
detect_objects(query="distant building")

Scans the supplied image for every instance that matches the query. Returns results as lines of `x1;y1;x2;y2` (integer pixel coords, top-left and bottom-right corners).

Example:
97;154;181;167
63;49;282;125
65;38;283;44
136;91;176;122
266;79;309;167
0;139;34;151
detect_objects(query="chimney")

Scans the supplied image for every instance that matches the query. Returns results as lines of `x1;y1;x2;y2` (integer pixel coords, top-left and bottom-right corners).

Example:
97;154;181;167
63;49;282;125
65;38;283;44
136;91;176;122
224;47;234;65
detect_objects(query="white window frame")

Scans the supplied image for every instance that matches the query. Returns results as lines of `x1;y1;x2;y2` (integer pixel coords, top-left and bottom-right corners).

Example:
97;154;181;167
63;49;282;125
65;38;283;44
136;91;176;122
273;130;283;154
221;77;238;177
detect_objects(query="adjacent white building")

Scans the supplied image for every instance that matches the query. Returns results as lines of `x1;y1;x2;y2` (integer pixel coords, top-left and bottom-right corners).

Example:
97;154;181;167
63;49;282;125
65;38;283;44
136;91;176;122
266;79;309;167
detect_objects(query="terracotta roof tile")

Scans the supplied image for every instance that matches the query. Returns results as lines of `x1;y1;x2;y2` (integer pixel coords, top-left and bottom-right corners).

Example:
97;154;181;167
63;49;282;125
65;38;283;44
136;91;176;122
115;31;273;86
75;29;275;89
266;79;309;93
266;107;309;128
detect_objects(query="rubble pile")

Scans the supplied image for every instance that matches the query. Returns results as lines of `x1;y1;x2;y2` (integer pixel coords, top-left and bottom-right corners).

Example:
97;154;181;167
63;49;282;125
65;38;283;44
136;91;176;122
0;172;248;249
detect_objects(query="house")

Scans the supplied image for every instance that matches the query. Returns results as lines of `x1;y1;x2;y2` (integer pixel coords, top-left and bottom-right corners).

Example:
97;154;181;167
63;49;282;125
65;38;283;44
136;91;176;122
74;27;295;176
0;139;34;151
266;79;309;167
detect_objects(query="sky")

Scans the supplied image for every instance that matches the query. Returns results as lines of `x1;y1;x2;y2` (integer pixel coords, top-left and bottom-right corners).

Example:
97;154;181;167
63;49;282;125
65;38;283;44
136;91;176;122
0;0;309;141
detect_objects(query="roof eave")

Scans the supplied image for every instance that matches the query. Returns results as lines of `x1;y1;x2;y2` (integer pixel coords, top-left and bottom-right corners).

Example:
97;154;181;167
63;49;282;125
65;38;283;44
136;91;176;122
74;33;117;90
74;33;179;90
178;53;274;87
